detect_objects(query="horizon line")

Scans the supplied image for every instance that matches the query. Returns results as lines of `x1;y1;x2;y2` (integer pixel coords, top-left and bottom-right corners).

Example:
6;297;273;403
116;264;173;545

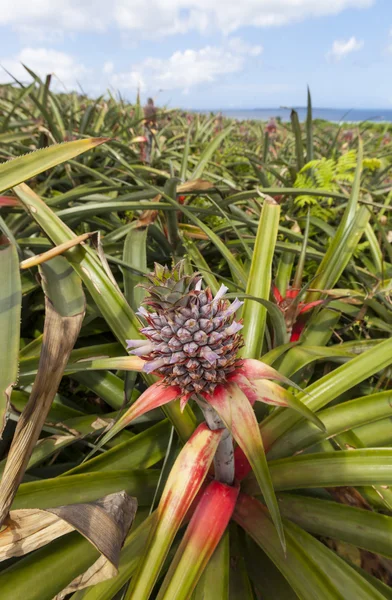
191;106;392;112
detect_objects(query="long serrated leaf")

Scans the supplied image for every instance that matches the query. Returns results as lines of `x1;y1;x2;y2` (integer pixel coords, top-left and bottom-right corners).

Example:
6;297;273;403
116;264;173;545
306;139;367;302
306;87;314;162
239;199;280;358
123;224;147;311
0;138;107;194
267;389;392;460
14;183;140;339
279;493;392;559
251;379;325;431
234;493;384;600
13;470;159;510
290;110;304;172
283;519;384;599
0;434;78;476
0;241;21;435
180;125;192;180
234;493;341;600
262;335;392;452
243;449;392;495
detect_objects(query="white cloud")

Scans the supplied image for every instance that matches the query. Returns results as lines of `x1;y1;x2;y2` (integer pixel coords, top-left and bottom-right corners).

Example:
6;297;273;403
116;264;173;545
227;37;263;57
0;48;88;89
109;40;262;94
326;36;364;61
10;24;65;43
0;1;106;32
0;0;374;38
103;61;114;74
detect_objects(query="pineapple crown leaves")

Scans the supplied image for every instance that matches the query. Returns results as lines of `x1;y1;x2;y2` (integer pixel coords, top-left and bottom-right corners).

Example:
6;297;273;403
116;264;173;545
147;260;186;286
140;261;203;310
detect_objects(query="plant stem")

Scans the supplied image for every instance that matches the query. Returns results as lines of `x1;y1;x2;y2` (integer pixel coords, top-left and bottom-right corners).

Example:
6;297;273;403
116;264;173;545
196;397;235;486
214;430;235;486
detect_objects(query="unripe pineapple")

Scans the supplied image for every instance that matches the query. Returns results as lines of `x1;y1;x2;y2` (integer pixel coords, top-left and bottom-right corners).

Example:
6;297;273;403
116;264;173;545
127;262;243;397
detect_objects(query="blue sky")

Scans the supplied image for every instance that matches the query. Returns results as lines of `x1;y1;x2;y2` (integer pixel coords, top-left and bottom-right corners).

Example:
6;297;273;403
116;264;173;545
0;0;391;109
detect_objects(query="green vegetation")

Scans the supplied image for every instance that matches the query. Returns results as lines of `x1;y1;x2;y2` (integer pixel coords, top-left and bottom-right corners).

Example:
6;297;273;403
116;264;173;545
1;74;392;599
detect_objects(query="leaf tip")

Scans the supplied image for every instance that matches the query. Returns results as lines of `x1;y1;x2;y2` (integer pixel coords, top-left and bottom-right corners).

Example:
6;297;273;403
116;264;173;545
93;137;111;145
277;522;287;555
315;416;327;433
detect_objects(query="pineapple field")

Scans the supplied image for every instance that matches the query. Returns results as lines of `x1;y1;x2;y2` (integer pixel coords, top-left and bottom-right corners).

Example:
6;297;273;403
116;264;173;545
1;76;392;599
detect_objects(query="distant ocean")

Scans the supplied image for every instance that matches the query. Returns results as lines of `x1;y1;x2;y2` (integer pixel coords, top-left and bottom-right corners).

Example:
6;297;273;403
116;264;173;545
197;108;392;123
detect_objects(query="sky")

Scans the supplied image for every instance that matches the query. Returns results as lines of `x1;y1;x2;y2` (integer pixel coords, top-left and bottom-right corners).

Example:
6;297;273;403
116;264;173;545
0;0;392;109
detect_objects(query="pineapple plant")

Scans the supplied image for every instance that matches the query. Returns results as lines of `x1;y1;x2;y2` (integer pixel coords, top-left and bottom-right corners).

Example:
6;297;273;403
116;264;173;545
0;81;392;600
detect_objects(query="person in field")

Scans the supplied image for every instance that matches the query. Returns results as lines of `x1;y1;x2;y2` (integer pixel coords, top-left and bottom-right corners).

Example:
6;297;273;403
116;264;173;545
143;97;157;163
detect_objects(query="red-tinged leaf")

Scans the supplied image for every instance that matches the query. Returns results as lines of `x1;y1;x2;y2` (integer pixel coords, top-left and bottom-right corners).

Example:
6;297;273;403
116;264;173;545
285;289;300;300
239;358;299;390
235;375;324;432
298;300;324;315
234;447;251;482
157;480;239;600
127;423;224;600
254;379;296;406
91;381;181;450
229;373;259;405
183;479;211;523
272;284;283;304
205;383;285;550
180;392;192;412
0;196;19;207
258;381;324;431
230;373;291;407
290;324;303;342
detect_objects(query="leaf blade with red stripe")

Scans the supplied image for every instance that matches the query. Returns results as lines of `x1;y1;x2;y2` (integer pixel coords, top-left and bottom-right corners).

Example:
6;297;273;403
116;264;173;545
157;480;239;600
127;423;224;600
206;382;285;550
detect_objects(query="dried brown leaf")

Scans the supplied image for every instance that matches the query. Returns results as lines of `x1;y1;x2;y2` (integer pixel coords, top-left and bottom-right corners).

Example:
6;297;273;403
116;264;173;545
0;295;84;523
177;179;214;193
0;492;137;597
136;193;162;227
